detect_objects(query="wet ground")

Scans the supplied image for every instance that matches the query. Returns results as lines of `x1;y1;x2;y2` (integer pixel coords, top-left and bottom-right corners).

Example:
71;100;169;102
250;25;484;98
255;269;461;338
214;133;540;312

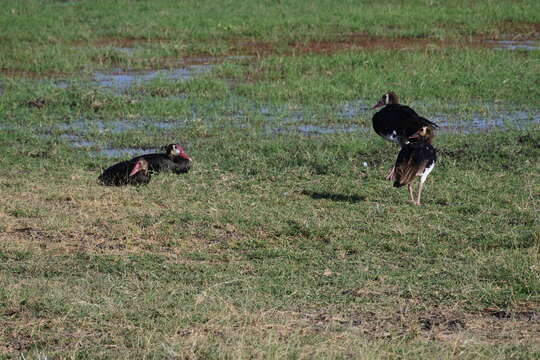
4;33;539;158
56;118;180;134
35;34;538;97
4;60;539;158
434;110;540;132
27;101;538;158
229;34;540;55
98;147;150;158
486;39;540;51
53;63;214;92
3;31;539;80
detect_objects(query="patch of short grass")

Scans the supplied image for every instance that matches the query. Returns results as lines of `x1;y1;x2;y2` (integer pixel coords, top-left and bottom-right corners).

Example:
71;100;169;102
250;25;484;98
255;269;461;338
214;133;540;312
1;1;539;357
1;126;539;357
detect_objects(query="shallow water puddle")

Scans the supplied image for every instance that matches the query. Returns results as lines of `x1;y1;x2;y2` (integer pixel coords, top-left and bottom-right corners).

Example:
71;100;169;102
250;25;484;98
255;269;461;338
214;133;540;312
434;111;540;133
93;65;213;91
339;99;370;118
256;99;368;123
59;134;95;147
111;47;136;54
49;127;164;157
30;103;540;156
296;124;364;135
266;123;368;137
41;118;184;153
486;39;540;51
56;118;182;134
97;147;149;158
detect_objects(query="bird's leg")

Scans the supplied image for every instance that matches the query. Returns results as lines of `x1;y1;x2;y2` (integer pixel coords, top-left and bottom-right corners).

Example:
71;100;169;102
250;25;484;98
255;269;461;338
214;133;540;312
386;166;395;180
408;184;415;204
416;181;425;206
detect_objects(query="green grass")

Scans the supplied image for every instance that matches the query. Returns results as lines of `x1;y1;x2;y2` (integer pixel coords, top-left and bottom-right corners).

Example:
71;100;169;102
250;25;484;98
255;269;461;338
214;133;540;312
1;0;540;358
221;48;540;106
1;127;539;358
1;0;540;72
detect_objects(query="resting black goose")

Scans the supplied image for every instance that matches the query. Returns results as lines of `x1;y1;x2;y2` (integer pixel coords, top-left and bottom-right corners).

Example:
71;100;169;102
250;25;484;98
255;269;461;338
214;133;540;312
131;144;192;174
390;127;436;206
372;91;438;147
98;158;151;186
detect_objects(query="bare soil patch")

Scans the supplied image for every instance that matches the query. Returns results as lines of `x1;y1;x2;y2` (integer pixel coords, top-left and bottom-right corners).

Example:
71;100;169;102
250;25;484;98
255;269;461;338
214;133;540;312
297;305;540;344
5;27;539;78
228;39;277;56
291;35;453;54
0;69;68;79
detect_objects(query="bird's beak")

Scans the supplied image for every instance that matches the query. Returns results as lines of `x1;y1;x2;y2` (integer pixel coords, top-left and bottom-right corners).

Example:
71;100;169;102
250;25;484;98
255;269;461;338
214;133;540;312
371;99;385;109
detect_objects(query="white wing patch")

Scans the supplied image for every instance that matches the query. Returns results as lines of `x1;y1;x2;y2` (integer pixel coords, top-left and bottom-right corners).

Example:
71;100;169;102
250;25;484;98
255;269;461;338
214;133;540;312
384;130;401;145
420;161;435;184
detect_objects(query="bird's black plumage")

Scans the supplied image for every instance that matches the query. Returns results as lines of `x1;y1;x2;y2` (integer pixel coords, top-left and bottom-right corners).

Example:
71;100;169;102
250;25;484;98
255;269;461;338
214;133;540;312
392;140;436;188
372;92;438;147
131;144;191;175
98;158;151;186
131;153;191;174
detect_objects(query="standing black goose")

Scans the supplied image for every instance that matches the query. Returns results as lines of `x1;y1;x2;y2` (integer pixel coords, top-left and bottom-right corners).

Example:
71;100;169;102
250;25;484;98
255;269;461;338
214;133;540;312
98;158;151;186
372;91;438;147
390;127;436;206
131;144;192;174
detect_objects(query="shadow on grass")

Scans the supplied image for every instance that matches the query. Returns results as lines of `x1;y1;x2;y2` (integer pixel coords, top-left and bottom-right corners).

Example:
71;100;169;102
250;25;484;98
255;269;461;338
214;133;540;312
302;190;365;203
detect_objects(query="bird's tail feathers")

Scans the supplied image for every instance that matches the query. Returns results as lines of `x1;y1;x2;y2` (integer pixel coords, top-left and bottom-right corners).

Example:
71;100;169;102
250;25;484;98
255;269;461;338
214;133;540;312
394;159;427;186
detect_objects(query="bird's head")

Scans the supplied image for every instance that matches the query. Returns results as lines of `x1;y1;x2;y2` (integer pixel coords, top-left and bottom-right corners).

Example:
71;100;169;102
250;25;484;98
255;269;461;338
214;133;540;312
166;144;192;161
372;91;399;109
129;158;149;177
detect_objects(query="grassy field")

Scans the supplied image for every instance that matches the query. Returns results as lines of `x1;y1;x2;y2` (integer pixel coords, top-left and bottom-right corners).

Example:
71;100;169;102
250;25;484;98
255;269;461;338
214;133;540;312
1;0;540;359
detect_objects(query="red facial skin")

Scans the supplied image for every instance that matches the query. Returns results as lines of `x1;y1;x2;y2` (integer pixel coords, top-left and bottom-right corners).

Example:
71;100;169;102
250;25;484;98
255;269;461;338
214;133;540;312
172;144;191;161
129;160;144;176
